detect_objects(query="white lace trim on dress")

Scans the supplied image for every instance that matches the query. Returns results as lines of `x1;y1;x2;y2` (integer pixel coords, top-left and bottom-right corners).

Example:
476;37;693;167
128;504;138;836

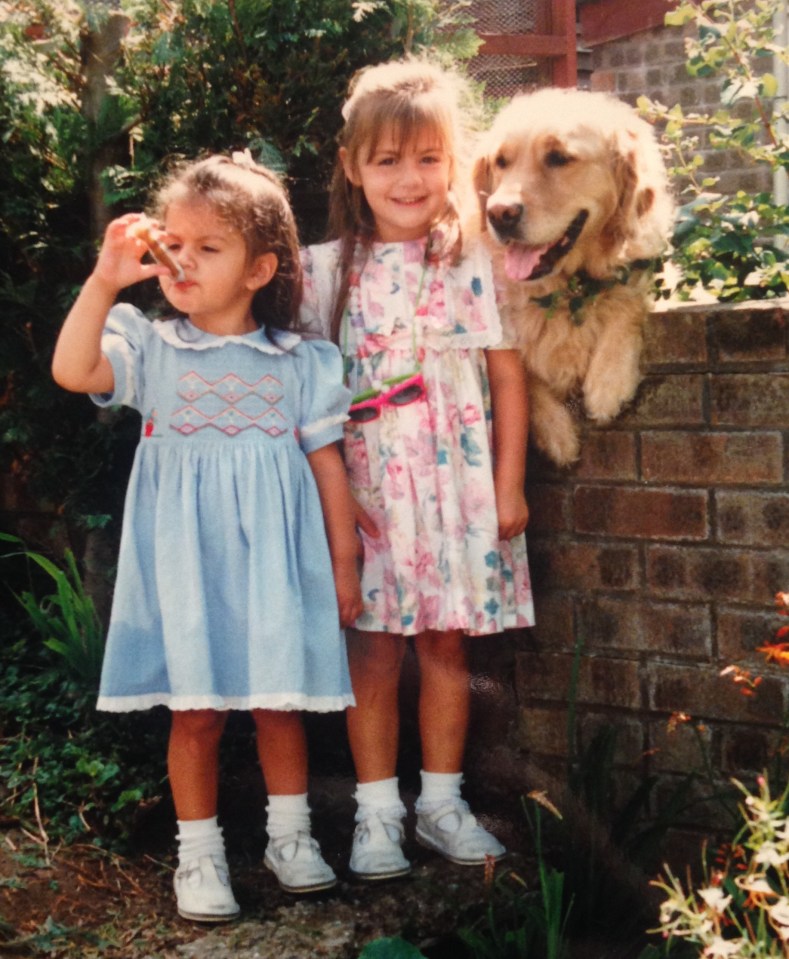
96;692;356;712
301;412;348;438
153;318;302;354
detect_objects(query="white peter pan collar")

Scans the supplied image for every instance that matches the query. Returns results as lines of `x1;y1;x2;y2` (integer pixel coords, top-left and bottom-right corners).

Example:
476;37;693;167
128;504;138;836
153;317;302;354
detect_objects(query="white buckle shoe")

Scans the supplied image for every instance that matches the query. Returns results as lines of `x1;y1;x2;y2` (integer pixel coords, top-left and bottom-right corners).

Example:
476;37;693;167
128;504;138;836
416;800;507;865
174;855;240;922
264;831;337;893
350;810;412;880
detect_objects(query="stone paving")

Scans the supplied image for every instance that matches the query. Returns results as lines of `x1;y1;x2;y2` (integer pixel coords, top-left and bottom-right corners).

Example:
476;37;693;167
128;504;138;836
166;770;530;959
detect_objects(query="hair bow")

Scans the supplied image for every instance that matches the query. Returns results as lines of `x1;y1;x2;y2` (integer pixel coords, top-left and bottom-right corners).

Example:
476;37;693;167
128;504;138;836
231;149;256;171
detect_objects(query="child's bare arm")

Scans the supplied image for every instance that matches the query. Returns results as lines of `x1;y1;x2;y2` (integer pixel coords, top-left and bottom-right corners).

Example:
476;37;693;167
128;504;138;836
52;214;169;394
307;443;364;627
486;348;530;540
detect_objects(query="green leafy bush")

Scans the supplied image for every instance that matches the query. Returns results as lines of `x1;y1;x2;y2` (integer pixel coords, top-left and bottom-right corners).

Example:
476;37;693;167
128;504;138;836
0;0;478;534
639;0;789;302
0;538;167;846
0;632;168;848
1;533;105;688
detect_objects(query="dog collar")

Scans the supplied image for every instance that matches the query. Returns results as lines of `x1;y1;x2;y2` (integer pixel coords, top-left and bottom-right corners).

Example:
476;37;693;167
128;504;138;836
530;258;659;326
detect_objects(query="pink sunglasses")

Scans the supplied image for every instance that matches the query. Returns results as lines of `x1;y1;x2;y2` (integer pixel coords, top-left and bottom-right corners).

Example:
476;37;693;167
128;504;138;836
348;371;426;423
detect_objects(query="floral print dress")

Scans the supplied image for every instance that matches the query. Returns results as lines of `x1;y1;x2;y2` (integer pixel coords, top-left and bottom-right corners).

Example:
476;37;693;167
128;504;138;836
300;237;534;637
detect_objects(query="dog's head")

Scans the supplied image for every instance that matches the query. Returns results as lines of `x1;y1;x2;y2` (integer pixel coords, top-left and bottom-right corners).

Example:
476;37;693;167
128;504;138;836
473;89;673;283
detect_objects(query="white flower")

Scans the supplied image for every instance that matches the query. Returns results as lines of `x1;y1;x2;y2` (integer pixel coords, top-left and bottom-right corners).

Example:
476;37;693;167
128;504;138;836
735;874;776;898
699;887;732;913
774;819;789;843
702;936;745;958
659;901;681;924
755;843;789;868
744;794;770;820
769;899;789;939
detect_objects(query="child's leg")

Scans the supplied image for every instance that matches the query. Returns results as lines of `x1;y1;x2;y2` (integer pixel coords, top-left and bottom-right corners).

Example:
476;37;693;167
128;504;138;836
252;709;336;894
414;629;470;773
413;630;507;865
346;630;411;880
346;629;407;782
168;709;228;819
253;708;308;795
168;710;239;922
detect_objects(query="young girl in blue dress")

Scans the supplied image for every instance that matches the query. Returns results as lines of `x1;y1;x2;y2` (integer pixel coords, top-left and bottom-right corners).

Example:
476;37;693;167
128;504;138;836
52;155;362;920
300;59;535;880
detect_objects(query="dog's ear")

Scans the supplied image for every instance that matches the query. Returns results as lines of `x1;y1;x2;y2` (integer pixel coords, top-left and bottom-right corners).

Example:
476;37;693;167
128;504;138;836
601;134;639;253
471;153;492;233
605;119;674;260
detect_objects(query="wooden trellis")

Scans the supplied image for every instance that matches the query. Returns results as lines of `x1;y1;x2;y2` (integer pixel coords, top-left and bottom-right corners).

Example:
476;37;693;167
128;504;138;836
469;0;578;96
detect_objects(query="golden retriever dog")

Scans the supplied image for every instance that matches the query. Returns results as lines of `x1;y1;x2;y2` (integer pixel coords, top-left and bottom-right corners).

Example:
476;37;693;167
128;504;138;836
473;88;674;466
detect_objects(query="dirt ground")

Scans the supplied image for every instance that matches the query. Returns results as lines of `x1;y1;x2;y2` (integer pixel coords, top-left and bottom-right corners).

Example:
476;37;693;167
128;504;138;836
0;771;529;959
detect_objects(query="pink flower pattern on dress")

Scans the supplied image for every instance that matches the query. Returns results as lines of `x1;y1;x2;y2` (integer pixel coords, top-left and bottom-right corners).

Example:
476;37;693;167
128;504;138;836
301;237;534;636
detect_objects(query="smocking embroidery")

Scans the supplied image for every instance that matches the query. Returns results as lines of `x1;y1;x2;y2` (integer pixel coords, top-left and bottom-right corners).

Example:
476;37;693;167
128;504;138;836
170;372;289;437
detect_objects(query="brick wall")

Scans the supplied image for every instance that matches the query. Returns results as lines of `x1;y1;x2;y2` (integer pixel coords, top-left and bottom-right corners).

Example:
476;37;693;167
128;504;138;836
582;18;774;197
487;300;789;834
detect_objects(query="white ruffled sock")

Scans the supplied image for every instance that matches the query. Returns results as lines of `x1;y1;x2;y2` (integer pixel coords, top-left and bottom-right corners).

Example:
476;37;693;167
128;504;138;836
415;770;464;817
353;777;406;823
176;816;227;867
265;793;311;840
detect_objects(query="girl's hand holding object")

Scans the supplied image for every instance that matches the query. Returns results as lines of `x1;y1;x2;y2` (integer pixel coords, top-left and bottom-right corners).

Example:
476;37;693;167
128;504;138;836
129;217;185;282
90;214;174;293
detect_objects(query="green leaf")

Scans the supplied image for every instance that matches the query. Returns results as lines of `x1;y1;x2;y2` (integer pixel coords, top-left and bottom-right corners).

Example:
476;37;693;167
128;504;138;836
759;73;779;98
665;8;696;28
358;938;428;959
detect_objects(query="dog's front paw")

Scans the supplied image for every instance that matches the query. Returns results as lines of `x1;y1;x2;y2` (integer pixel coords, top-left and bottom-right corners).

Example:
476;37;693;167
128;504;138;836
584;367;639;423
585;389;627;423
531;407;580;465
539;428;580;467
530;380;581;466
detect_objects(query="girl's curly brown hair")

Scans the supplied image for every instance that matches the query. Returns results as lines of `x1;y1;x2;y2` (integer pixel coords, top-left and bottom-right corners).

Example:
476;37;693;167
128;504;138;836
154;154;303;335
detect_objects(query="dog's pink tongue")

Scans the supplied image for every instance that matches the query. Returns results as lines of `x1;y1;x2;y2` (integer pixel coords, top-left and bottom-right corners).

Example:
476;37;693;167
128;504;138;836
505;244;549;281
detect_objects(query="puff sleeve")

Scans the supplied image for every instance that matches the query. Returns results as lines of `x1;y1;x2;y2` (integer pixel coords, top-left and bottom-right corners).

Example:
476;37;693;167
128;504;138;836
299;243;341;340
296;339;351;454
462;239;519;351
89;303;153;411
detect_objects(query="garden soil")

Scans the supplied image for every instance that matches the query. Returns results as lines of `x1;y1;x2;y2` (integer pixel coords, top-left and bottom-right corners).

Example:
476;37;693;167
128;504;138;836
0;771;527;959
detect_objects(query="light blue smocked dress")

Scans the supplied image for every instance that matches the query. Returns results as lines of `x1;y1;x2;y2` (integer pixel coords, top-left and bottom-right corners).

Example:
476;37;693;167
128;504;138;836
92;304;354;713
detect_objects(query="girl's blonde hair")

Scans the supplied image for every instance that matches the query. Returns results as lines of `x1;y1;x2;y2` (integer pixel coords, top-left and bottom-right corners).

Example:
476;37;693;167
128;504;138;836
154;154;303;332
326;58;476;342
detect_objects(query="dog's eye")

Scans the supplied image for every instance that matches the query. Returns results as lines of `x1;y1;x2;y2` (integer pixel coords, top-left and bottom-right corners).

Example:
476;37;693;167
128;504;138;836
545;150;572;168
494;153;509;170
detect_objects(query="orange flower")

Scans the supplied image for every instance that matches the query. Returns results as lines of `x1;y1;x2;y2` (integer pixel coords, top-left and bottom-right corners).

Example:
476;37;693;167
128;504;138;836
720;665;763;693
667;711;691;733
756;643;789;668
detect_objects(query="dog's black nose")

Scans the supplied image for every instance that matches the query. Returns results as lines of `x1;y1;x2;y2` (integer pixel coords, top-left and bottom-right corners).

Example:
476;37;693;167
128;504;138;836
487;201;524;237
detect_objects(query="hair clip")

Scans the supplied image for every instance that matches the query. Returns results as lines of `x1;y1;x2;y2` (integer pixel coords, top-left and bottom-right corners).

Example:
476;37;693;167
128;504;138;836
231;149;256;170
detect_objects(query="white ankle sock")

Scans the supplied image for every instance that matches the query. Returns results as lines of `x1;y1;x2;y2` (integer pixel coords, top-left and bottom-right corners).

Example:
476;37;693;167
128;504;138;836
354;777;406;823
176;816;227;866
265;793;311;840
415;770;463;813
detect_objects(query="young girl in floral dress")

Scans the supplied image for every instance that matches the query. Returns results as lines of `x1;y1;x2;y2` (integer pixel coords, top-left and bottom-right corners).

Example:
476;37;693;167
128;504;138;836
300;59;535;880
